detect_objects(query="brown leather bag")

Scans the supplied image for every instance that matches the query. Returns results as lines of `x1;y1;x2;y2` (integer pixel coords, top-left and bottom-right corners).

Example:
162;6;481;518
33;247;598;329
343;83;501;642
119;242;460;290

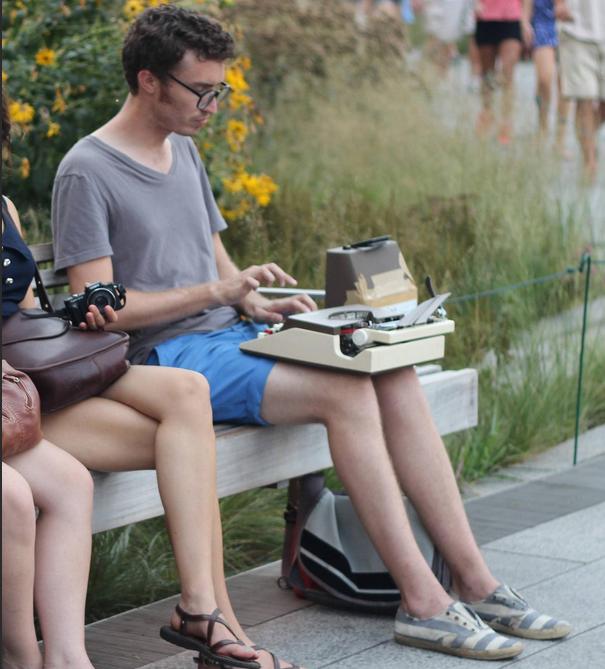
2;309;130;413
1;199;130;413
2;360;43;457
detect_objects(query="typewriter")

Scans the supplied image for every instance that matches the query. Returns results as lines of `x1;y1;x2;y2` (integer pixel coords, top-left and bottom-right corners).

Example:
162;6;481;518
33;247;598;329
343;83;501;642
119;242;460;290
240;236;455;374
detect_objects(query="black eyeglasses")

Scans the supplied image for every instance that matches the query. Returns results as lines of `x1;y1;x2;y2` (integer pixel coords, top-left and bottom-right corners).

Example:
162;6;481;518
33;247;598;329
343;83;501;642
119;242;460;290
166;73;231;111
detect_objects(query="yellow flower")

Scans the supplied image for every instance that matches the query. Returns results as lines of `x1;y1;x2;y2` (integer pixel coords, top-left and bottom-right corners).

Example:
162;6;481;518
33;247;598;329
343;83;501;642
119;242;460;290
241;173;278;207
46;122;61;138
52;89;67;114
223;172;245;194
226;119;248;152
221;198;251;222
1;70;7;83
229;90;253;111
123;0;145;19
35;48;57;67
148;0;169;6
20;158;31;179
225;66;249;93
8;101;35;125
234;55;252;72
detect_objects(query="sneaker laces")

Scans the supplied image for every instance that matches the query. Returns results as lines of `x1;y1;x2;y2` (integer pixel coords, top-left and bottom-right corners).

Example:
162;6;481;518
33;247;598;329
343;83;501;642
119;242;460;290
452;603;490;632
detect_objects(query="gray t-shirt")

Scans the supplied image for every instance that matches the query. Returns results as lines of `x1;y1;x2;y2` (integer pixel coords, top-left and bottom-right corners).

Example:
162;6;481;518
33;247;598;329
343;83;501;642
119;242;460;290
52;134;240;363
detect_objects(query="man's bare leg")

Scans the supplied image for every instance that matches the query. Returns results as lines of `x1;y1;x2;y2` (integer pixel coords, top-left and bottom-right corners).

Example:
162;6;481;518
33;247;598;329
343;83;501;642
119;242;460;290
372;367;499;601
575;99;598;180
261;362;452;618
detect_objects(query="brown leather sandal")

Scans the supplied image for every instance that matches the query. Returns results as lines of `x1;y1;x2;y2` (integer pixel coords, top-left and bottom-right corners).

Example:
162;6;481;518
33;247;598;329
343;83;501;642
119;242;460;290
251;645;301;669
160;606;260;669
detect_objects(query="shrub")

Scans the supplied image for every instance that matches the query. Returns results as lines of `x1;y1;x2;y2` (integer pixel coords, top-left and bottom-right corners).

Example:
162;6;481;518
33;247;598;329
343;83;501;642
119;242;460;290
2;0;278;231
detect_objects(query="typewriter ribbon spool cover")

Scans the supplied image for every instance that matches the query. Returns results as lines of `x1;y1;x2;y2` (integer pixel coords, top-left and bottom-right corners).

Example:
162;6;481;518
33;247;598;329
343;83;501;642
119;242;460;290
325;238;418;309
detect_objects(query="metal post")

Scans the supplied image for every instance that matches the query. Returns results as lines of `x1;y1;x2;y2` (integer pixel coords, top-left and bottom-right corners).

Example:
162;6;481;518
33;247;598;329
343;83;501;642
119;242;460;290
573;253;592;466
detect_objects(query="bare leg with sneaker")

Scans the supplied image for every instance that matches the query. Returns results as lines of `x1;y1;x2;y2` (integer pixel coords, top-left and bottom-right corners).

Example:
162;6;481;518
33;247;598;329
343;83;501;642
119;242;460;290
261;363;571;660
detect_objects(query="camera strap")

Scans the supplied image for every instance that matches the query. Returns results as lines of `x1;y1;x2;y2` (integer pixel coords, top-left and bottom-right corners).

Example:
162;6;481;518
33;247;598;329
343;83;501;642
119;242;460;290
28;265;70;321
32;264;54;314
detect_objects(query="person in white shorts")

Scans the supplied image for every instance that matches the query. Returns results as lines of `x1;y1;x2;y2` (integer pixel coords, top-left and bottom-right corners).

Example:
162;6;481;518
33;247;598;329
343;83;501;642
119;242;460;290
556;0;605;180
422;0;476;74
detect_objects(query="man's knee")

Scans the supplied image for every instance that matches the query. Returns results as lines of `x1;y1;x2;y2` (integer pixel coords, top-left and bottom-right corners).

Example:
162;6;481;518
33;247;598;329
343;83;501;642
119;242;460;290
311;370;378;419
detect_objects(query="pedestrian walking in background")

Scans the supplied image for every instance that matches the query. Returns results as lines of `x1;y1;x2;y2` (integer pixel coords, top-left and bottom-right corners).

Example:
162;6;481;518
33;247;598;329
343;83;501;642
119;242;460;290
422;0;476;76
522;0;572;152
555;0;605;181
475;0;524;144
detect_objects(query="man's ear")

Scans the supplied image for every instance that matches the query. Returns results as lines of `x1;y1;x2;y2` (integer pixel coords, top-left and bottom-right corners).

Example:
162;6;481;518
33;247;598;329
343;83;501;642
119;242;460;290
138;69;159;95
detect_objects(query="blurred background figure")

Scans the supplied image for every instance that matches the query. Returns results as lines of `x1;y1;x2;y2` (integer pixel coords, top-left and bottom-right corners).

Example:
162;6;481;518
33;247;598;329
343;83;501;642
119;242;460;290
521;0;572;152
422;0;476;76
356;0;405;28
555;0;605;181
474;0;524;144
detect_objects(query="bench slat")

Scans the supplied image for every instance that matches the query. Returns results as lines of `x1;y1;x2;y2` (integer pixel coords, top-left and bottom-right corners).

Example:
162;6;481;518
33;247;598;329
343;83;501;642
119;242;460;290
31;242;54;263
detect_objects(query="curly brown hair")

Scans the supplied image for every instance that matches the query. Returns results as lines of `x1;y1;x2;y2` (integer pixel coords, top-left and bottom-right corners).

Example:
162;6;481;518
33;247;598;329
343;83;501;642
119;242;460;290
122;4;235;94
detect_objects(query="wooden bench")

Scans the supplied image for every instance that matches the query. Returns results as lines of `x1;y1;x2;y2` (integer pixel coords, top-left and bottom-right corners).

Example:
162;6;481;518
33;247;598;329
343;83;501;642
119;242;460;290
31;242;479;533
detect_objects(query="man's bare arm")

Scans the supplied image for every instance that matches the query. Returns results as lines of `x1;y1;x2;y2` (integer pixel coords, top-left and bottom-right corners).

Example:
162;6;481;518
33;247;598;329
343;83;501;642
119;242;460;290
554;0;573;21
66;240;310;331
521;0;534;47
67;256;235;331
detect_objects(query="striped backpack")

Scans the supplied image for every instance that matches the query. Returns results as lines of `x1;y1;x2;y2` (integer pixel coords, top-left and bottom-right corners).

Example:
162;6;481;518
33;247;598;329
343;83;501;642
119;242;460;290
280;472;451;613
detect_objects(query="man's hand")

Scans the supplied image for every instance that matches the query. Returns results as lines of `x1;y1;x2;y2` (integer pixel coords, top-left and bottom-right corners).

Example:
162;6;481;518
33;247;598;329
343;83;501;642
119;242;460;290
242;293;317;324
214;263;298;307
78;304;118;331
554;0;573;21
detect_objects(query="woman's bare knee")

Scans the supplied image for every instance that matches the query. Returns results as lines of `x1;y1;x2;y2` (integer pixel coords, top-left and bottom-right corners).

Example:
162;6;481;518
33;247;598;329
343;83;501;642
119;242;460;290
2;467;36;534
162;369;211;415
35;453;94;516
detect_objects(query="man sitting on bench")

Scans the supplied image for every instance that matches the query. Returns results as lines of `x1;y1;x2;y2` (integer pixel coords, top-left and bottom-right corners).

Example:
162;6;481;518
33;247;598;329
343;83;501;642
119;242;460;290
51;4;570;663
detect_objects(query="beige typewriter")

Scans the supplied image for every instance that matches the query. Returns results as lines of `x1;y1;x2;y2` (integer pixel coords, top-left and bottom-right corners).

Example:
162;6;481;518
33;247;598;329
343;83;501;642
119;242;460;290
240;236;455;374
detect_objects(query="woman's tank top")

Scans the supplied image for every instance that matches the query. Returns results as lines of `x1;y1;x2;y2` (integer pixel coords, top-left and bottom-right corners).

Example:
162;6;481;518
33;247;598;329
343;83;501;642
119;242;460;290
2;197;36;319
477;0;522;21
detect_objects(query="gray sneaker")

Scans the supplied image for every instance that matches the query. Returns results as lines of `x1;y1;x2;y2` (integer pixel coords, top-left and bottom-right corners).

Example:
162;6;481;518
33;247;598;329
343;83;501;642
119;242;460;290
394;600;524;660
464;584;572;640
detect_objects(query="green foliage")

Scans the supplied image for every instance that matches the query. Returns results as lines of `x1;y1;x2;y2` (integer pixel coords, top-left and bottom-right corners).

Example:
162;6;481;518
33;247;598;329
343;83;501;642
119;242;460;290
3;1;125;209
220;0;407;105
446;333;605;481
3;0;278;230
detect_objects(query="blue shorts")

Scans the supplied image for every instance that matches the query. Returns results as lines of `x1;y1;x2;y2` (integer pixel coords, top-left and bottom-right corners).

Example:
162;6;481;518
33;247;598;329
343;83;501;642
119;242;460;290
532;18;557;48
532;0;557;48
146;321;276;425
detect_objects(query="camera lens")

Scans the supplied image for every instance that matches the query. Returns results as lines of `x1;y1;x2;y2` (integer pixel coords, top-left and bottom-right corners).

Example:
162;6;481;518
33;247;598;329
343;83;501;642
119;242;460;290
88;287;117;310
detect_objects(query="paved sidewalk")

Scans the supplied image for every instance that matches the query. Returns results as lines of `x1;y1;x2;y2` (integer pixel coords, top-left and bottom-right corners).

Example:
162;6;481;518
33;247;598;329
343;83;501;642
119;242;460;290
132;427;605;669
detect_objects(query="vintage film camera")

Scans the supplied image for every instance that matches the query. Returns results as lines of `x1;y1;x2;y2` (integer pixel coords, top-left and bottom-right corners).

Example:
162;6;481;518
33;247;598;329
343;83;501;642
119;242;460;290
59;282;127;326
